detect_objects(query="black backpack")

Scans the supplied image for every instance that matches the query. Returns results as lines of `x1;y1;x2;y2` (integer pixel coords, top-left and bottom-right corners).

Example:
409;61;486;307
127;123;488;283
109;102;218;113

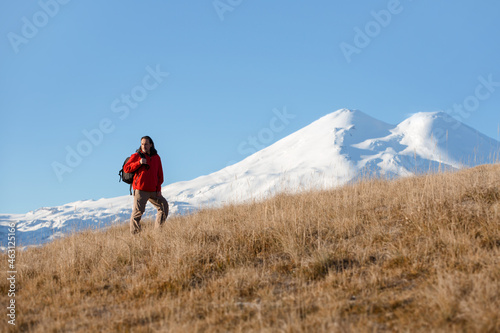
118;152;147;195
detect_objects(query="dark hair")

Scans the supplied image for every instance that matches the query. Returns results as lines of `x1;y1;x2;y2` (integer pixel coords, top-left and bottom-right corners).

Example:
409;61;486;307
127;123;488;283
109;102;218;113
138;135;158;155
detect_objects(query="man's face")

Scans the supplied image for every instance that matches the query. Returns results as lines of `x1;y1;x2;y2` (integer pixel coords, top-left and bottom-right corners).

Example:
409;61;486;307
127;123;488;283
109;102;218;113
141;139;152;154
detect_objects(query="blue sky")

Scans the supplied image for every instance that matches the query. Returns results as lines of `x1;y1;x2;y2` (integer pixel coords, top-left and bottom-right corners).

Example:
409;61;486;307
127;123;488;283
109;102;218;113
1;0;500;214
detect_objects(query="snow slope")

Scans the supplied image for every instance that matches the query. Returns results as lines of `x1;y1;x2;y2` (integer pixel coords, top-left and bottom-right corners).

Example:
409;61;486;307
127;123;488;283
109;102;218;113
2;109;499;248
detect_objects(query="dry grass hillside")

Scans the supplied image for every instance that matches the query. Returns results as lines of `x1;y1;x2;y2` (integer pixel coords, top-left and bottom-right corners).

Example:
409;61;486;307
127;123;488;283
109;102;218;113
2;164;500;332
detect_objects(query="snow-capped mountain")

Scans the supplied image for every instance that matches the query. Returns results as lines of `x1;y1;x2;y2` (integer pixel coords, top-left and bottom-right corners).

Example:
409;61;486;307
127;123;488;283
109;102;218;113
2;109;499;248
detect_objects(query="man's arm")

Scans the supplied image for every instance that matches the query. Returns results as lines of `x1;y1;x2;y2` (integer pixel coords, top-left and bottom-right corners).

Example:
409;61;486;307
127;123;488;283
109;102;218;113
123;153;142;173
156;156;164;194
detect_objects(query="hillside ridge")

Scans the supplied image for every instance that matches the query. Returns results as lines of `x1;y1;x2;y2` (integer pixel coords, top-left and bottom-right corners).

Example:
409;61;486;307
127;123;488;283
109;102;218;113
5;164;499;332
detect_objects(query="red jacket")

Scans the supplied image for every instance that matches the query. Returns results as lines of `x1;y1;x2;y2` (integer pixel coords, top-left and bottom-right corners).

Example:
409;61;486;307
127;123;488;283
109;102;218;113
123;151;164;192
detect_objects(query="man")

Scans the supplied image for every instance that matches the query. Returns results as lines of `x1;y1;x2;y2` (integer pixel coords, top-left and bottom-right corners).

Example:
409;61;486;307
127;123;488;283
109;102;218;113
124;136;169;234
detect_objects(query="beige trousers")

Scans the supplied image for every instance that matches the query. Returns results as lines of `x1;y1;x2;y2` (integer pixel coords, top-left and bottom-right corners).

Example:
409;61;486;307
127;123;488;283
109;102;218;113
130;190;169;234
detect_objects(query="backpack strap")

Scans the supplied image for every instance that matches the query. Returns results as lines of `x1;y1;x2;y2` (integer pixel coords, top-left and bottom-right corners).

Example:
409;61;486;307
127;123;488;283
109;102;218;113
138;151;150;170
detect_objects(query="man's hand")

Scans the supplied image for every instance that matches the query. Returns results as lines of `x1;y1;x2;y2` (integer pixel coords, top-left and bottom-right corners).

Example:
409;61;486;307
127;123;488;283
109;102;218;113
140;158;147;165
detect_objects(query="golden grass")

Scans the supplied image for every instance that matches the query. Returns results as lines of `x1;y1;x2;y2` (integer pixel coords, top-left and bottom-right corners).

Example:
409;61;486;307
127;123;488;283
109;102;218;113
2;164;500;332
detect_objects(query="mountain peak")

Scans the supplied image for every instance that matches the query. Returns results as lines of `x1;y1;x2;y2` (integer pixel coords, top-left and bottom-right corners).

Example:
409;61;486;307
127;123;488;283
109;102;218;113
322;108;375;121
